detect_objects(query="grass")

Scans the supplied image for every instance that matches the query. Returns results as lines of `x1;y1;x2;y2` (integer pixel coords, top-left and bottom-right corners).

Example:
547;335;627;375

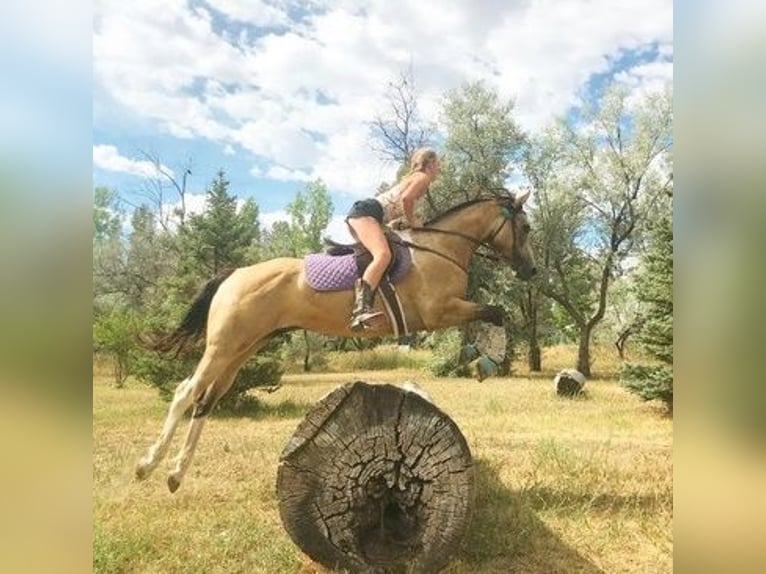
324;345;432;372
93;346;672;573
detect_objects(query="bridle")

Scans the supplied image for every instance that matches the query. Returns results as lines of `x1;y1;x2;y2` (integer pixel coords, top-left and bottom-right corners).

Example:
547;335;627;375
402;201;523;275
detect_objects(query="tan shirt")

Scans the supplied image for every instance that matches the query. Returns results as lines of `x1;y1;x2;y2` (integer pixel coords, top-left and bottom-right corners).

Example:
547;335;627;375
375;180;407;223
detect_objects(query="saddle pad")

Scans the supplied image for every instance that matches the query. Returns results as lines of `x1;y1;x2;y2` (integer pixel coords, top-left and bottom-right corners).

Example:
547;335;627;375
304;244;413;291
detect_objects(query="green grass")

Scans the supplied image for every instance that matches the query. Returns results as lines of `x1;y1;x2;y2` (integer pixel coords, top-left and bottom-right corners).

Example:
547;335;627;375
93;346;672;573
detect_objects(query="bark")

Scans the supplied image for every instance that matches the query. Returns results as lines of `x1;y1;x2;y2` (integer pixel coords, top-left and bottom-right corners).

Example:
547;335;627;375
277;381;474;573
302;329;311;372
528;342;542;373
577;325;592;378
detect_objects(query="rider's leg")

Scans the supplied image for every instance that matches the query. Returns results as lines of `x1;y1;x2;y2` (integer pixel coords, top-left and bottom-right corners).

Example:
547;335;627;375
346;217;391;329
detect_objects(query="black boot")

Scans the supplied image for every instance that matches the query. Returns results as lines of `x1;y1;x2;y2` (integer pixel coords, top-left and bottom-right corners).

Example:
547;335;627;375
350;279;383;331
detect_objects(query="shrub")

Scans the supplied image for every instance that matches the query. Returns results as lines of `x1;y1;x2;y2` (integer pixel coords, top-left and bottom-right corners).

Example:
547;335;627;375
281;330;330;373
93;307;140;387
621;364;673;413
427;329;471;378
132;336;283;408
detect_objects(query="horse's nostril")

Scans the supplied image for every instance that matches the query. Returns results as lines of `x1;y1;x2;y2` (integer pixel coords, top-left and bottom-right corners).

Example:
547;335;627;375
531;267;537;276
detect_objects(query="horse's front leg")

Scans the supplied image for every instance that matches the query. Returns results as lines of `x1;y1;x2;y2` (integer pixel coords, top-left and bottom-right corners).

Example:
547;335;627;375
427;297;505;330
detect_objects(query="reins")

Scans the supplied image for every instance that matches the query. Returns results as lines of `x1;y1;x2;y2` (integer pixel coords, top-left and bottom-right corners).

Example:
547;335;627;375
402;214;511;274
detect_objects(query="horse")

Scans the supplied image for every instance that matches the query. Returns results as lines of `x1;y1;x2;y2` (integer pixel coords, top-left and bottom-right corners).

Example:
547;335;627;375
135;190;537;492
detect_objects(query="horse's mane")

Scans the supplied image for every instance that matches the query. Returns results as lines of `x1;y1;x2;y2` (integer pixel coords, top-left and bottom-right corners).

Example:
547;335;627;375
424;192;515;226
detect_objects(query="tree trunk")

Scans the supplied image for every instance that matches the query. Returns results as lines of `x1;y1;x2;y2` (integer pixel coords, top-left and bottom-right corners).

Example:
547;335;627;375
528;342;541;372
500;323;514;376
277;381;475;573
577;325;592;377
302;329;311;372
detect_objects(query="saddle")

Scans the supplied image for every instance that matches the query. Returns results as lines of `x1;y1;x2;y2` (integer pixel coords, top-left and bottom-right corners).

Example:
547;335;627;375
304;231;413;292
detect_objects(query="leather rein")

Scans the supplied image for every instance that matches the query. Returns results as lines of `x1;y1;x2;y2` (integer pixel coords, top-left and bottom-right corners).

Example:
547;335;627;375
400;212;515;274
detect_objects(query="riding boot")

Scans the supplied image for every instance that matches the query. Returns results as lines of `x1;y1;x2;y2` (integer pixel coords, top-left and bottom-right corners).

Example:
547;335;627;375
350;278;383;331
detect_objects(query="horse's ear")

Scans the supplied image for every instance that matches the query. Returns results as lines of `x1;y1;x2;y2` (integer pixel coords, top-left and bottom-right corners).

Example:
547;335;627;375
514;187;531;210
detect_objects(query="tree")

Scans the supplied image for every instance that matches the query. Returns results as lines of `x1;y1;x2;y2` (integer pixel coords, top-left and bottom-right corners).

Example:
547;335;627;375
440;81;525;196
132;152;193;231
93;186;124;301
93;186;122;245
180;170;260;278
621;202;673;412
438;81;528;374
129;169;282;406
370;67;435;169
285;179;334;254
263;179;333;258
527;83;673;376
262;179;335;370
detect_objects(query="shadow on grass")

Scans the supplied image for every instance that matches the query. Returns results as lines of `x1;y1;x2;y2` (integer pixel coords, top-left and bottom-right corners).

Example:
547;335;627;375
520;486;670;515
458;458;606;574
213;397;313;420
522;370;618;383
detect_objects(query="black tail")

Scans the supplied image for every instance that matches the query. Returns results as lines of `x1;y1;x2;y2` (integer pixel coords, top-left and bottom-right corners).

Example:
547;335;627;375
145;268;236;357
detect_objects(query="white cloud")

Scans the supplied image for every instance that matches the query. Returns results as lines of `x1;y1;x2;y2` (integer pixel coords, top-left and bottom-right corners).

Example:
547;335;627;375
266;164;313;182
93;144;175;179
94;0;672;196
324;214;355;243
615;60;674;103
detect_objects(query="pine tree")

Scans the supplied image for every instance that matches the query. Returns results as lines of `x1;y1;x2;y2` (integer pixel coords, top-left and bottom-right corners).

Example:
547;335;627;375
181;170;260;277
132;169;280;409
621;207;673;412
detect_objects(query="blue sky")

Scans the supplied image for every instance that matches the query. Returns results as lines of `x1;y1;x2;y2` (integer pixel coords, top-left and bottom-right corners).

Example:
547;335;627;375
93;0;672;240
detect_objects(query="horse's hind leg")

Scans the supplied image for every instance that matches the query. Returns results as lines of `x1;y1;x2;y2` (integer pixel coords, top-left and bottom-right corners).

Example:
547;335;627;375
134;342;237;482
165;366;240;492
135;375;199;480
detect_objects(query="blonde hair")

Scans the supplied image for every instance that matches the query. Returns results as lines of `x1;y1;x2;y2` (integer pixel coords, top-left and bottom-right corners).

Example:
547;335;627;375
408;148;438;174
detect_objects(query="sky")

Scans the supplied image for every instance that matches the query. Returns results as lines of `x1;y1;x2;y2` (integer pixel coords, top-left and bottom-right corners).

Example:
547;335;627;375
92;0;673;241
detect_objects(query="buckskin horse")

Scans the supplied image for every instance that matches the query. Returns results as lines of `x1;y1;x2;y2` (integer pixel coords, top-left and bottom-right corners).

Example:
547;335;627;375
135;190;536;492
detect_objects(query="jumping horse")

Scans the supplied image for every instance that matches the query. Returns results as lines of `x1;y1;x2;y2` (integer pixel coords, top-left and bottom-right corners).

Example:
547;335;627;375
135;190;537;492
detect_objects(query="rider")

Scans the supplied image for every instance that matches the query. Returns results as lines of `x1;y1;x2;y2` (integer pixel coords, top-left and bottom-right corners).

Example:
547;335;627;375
345;148;442;330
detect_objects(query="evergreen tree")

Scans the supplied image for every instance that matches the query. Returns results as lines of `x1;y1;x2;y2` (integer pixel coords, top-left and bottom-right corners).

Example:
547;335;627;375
181;170;260;277
621;205;673;412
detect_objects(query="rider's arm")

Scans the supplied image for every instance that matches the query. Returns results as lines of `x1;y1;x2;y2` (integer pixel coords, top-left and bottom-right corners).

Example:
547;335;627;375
400;173;430;228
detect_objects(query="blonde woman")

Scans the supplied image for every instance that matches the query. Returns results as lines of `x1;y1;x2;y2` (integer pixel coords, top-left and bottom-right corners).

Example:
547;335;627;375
346;148;442;330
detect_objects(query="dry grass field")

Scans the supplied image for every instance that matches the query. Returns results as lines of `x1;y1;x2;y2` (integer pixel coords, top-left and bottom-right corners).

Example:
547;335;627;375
93;346;672;573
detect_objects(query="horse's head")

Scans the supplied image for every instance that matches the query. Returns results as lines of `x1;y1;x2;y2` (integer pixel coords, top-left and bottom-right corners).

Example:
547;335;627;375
487;190;537;280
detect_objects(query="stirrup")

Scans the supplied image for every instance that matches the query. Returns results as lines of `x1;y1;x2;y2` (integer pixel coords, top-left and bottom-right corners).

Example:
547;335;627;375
350;309;384;331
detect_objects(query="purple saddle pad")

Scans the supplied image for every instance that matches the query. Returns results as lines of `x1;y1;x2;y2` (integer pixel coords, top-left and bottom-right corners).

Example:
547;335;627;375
304;243;413;291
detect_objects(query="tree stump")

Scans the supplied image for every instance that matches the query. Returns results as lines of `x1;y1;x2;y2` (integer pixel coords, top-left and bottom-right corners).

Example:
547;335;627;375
554;368;586;397
276;381;474;573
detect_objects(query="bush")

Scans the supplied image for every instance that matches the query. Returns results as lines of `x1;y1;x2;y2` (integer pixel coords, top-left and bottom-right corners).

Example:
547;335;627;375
281;330;330;373
93;307;141;387
217;355;283;411
427;329;471;378
621;363;673;413
132;341;283;409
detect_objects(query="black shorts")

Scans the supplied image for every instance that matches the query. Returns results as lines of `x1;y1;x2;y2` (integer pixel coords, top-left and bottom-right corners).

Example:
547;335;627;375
346;198;384;224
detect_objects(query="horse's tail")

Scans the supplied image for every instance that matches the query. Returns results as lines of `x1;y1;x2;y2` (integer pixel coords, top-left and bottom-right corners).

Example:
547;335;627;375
143;268;236;357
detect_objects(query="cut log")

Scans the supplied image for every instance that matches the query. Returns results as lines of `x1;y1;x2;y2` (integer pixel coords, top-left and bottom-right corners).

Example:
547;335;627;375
554;368;586;397
276;381;474;573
